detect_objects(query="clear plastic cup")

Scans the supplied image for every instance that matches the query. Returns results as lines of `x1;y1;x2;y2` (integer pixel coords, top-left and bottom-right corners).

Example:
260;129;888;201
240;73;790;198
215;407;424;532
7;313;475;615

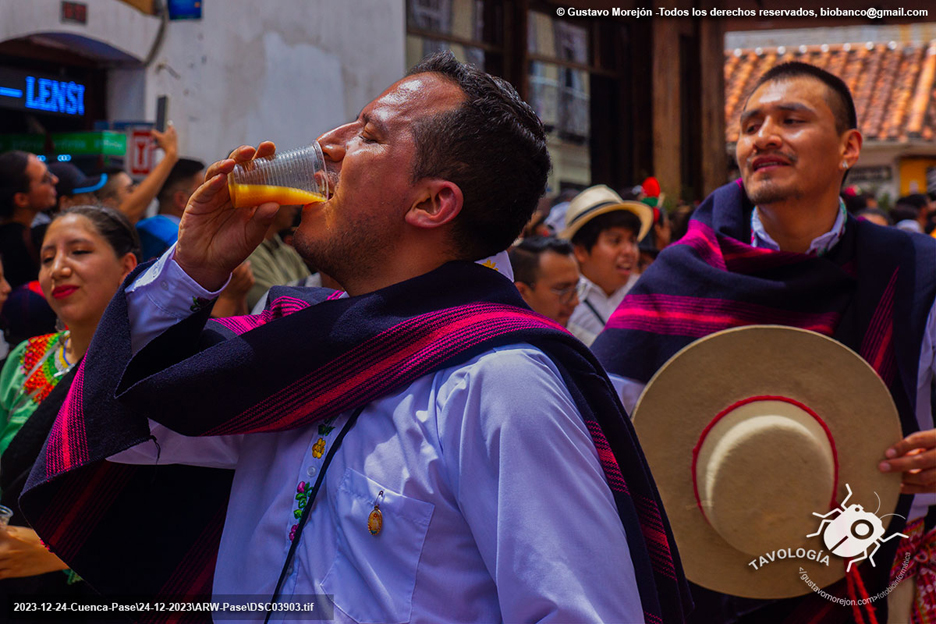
228;142;329;208
0;505;12;528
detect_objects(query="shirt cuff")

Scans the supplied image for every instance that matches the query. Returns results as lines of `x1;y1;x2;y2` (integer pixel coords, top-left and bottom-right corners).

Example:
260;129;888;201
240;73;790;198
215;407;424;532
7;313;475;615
127;243;231;319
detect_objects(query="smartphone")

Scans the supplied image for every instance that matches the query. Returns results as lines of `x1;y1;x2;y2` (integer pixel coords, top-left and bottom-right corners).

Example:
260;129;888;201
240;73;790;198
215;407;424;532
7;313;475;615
155;95;169;132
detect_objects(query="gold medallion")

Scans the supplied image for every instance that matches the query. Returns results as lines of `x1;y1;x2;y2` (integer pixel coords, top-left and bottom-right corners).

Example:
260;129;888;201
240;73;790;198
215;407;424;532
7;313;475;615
367;507;382;535
368;490;384;536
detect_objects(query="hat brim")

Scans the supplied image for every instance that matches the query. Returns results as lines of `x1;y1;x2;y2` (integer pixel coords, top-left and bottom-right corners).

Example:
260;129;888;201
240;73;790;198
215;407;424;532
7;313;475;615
633;325;902;599
73;173;107;195
560;200;653;243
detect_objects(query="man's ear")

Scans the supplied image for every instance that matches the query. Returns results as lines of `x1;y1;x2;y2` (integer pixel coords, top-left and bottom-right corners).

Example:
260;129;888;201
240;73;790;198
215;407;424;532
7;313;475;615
405;180;463;230
174;190;189;212
12;191;30;210
572;243;590;265
514;281;532;298
841;128;862;168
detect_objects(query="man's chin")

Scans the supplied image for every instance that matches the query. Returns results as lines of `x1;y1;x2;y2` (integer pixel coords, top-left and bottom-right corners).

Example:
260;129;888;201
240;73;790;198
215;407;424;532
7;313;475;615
744;180;795;206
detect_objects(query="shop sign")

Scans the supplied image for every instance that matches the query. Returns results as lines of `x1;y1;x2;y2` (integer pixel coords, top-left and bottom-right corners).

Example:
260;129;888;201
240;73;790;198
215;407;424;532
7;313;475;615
61;2;88;24
129;130;155;175
847;166;892;183
0;67;87;117
51;132;127;156
0;134;45;153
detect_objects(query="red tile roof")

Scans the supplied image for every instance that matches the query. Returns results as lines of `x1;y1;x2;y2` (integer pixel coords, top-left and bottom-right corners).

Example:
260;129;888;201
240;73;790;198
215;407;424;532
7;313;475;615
725;40;936;143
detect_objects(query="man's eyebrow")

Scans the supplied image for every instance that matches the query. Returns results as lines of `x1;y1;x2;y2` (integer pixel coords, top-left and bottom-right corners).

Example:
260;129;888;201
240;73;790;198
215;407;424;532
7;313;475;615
740;102;814;125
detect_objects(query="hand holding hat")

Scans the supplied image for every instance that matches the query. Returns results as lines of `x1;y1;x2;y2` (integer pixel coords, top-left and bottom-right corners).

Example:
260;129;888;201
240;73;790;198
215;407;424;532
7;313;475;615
880;429;936;495
633;325;904;599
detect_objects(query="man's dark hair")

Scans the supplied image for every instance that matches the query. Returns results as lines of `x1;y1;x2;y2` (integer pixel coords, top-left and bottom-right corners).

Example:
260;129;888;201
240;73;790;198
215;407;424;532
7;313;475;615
157;158;205;203
94;166;129;203
0;151;33;219
53;205;142;262
841;191;869;213
570;210;641;252
890;205;920;224
509;236;574;285
751;62;857;134
406;51;550;260
895;193;929;213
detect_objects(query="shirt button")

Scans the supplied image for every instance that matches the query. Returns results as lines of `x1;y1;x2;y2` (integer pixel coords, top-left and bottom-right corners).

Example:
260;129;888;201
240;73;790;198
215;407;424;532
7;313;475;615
160;281;169;291
307;465;317;477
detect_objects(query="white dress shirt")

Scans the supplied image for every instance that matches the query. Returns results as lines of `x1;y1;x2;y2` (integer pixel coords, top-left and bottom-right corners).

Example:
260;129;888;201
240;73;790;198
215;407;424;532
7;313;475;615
568;274;639;347
110;248;645;623
611;210;936;519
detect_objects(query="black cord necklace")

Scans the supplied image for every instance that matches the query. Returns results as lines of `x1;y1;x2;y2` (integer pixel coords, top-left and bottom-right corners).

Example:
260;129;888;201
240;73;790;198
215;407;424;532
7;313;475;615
264;404;367;623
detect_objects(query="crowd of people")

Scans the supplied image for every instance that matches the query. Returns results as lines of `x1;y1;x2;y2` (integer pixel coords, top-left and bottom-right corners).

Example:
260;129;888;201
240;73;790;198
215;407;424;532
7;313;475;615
0;51;932;623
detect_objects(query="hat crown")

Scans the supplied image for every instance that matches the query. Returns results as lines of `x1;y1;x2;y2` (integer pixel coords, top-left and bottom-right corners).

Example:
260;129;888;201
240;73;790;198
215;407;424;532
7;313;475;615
695;400;836;556
559;184;653;241
565;185;624;228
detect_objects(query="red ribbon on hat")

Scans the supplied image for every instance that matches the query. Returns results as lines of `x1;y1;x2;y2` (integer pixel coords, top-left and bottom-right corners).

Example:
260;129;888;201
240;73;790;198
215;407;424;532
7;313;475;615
690;395;841;526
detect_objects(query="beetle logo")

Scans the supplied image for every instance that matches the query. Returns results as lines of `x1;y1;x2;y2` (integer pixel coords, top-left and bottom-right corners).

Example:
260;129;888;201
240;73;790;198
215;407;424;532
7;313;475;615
807;483;907;572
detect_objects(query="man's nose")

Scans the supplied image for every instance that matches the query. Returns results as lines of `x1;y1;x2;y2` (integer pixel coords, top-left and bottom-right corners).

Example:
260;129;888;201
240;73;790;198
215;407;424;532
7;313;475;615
753;118;782;150
318;122;355;163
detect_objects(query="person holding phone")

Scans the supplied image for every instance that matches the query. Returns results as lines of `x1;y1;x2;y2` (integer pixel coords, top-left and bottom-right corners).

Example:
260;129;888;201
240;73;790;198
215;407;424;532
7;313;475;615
95;124;179;225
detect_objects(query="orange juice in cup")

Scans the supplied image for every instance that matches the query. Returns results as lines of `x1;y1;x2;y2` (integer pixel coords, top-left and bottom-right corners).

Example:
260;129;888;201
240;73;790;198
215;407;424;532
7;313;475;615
229;184;326;208
228;143;329;208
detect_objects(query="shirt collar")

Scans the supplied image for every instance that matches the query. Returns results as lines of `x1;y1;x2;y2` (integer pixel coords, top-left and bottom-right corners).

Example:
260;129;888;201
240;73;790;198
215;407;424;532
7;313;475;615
578;275;603;301
578;274;633;304
750;199;847;257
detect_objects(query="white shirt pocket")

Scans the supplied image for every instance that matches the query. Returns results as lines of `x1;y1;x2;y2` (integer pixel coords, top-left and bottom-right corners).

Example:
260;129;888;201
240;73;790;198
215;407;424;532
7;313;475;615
322;468;434;623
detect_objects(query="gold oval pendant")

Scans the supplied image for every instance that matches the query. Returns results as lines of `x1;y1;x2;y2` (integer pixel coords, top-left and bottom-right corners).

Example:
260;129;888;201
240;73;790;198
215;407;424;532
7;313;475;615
367;508;383;536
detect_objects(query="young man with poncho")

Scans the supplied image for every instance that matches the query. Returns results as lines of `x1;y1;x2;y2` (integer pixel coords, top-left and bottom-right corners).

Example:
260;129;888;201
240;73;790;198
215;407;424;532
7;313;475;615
21;53;691;623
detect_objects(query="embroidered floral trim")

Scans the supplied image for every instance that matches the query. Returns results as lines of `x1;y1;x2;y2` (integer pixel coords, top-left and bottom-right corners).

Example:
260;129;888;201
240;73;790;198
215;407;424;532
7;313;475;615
287;416;339;541
21;334;64;405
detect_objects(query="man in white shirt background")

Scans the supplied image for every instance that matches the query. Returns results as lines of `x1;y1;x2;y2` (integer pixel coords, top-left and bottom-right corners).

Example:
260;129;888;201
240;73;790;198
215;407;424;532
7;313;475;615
560;184;652;346
508;236;581;328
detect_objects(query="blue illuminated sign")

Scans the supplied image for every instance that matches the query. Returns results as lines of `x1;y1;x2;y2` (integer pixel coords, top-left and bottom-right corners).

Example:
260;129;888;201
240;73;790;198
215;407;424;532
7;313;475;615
25;77;85;115
0;67;87;117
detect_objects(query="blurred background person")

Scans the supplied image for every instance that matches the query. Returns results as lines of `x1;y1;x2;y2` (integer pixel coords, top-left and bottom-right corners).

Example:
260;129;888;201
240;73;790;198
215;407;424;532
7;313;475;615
669;201;696;244
93;125;180;225
47;163;108;214
245;205;311;310
520;195;554;239
841;185;877;214
856;207;892;227
0;282;57;357
0;257;13;365
136;157;205;261
210;261;254;318
892;193;931;235
0;151;58;290
543;188;579;233
560;185;651;346
508;236;581;327
0;205;139;596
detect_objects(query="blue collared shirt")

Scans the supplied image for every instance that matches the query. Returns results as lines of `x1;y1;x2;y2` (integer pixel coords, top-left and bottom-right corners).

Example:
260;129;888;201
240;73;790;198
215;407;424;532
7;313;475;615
750;199;848;256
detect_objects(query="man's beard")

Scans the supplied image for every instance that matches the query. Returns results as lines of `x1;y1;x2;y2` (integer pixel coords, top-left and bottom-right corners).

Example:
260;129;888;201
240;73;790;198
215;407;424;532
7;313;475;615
293;215;389;291
748;182;789;205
